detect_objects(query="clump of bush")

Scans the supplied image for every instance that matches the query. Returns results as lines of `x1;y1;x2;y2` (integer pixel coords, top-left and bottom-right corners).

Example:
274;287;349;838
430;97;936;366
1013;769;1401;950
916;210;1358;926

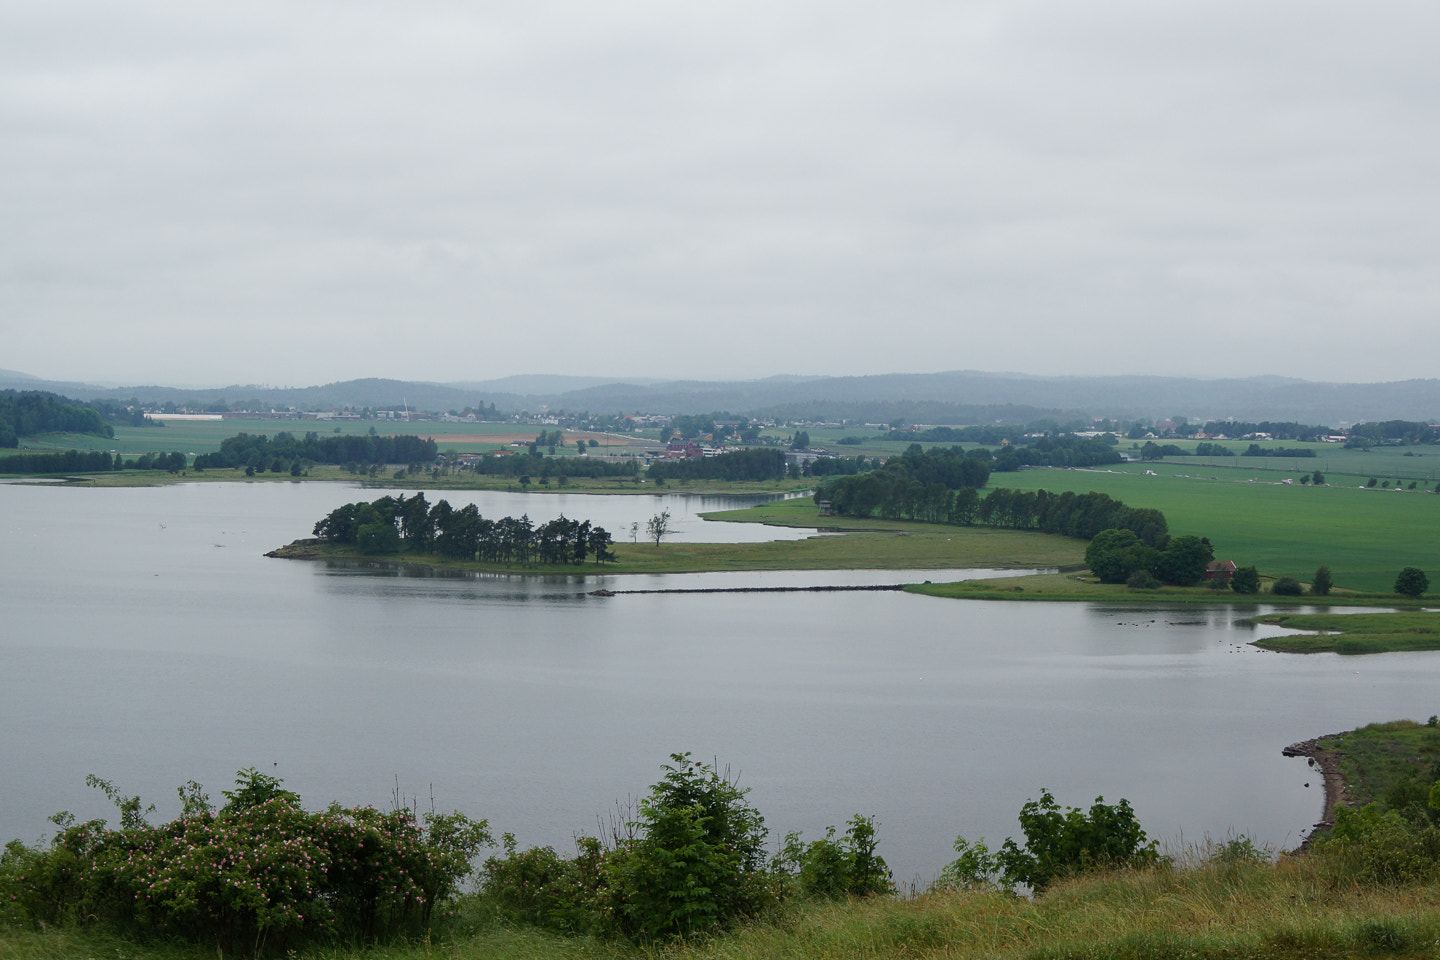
0;770;491;955
939;789;1164;893
1126;569;1160;590
1271;576;1303;596
473;754;891;943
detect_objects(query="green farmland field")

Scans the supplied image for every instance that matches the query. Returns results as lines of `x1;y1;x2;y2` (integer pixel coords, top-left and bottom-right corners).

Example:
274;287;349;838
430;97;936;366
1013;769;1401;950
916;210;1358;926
985;466;1440;593
1124;440;1440;485
14;420;637;458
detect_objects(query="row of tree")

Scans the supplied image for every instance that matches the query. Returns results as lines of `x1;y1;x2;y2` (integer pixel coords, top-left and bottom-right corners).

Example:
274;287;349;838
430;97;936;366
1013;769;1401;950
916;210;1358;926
646;448;787;482
0;450;189;475
1004;435;1123;469
465;453;639;480
1196;420;1333;441
312;494;616;565
193;432;438;470
1348;420;1438;445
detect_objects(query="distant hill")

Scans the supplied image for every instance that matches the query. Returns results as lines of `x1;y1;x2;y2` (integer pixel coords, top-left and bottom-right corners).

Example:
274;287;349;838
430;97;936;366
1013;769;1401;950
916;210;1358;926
3;369;1439;426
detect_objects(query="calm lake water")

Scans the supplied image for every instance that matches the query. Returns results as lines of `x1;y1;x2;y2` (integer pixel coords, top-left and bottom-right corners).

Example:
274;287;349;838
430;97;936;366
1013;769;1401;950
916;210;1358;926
2;481;1434;883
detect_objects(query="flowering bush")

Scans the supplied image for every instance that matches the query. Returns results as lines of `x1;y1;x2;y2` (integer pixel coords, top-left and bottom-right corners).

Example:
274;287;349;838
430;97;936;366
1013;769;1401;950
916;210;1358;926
1;769;491;956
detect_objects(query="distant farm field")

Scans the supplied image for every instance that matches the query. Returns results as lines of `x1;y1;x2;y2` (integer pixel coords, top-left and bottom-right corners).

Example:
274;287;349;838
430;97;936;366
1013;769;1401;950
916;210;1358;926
14;420;648;458
987;467;1440;593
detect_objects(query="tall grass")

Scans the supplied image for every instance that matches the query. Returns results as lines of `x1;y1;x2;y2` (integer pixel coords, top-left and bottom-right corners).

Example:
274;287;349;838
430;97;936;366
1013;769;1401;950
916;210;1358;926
11;853;1440;960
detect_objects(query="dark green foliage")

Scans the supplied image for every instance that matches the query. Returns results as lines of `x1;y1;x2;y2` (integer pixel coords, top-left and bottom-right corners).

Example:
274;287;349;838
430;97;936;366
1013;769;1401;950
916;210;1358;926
467;453;638;480
0;449;119;475
1311;565;1333;596
1086;529;1157;584
1126;569;1160;590
1085;529;1211;585
1241;444;1316;458
0;390;114;446
313;495;615;566
473;753;836;943
358;521;401;554
1272;576;1303;596
1317;804;1440;885
1395;567;1429;598
1199;419;1332;442
821;444;991;519
604;754;771;941
1350;420;1439;445
194;431;437;469
1230;566;1261;594
478;834;607;935
995;789;1161;892
0;771;491;955
1010;434;1124;468
1152;535;1214;586
648;448;786;482
822;450;1167;548
808;455;878;476
777;815;892;900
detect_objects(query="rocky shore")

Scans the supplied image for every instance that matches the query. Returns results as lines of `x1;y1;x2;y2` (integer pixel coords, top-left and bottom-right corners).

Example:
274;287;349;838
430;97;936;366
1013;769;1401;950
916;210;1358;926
1282;732;1354;849
264;538;328;559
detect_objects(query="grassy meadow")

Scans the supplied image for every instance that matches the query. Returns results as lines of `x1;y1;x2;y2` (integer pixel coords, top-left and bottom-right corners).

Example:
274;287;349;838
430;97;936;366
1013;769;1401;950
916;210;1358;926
975;466;1440;594
711;492;1437;599
1312;719;1440;805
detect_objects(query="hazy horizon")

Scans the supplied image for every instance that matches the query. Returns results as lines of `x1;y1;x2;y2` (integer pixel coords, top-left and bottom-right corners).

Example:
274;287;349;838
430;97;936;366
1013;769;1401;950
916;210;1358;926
7;3;1440;386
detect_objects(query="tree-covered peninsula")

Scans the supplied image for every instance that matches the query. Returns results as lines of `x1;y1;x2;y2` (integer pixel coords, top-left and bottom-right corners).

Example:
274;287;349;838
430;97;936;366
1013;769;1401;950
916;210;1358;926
309;493;616;565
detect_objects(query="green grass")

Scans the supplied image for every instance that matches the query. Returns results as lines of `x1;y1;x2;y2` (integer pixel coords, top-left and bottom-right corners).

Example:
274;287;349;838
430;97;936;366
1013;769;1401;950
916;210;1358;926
12;860;1440;959
1130;439;1440;485
1314;719;1440;807
984;466;1440;593
1253;612;1440;654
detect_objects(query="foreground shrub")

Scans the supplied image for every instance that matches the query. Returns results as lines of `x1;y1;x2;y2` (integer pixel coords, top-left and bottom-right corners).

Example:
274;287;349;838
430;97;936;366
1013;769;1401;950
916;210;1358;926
776;814;892;900
603;753;773;941
1315;803;1440;885
0;769;491;956
947;789;1164;893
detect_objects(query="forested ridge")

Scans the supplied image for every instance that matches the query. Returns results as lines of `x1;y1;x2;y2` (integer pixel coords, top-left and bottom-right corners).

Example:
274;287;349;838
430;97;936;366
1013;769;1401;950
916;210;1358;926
0;390;112;447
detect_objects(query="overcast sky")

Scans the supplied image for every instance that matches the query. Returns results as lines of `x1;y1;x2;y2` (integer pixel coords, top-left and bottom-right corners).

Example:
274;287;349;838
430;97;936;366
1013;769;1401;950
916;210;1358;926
4;2;1438;388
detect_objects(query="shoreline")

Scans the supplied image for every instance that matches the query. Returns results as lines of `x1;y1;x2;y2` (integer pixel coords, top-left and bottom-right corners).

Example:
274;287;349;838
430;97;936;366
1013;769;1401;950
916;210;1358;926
1281;732;1353;850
